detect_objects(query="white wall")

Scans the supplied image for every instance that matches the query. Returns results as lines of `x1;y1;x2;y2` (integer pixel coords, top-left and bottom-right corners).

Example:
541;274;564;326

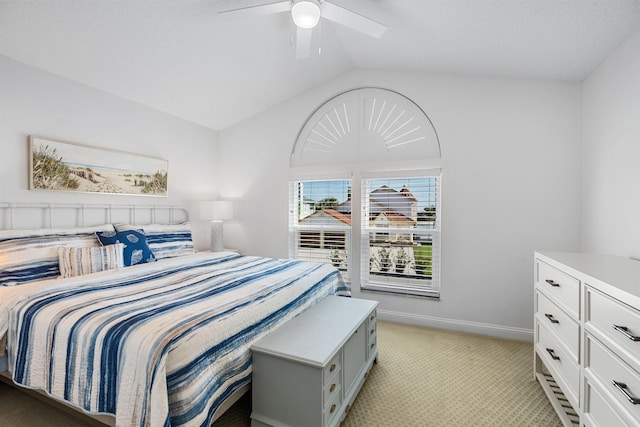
1;54;585;339
582;29;640;258
0;56;219;249
219;68;582;339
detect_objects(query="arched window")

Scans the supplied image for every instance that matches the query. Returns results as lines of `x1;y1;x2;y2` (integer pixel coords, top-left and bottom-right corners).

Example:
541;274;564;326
289;88;441;298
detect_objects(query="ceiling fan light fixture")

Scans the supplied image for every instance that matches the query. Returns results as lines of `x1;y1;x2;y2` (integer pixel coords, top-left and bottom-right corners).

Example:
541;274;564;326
291;0;321;29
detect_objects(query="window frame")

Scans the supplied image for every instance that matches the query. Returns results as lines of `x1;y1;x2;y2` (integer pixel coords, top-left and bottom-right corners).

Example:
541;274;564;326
360;173;441;298
288;171;441;299
289;87;442;299
288;179;353;280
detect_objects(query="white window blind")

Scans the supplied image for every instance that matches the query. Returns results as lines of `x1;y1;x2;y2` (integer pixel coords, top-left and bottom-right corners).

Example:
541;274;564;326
289;179;352;282
361;174;440;298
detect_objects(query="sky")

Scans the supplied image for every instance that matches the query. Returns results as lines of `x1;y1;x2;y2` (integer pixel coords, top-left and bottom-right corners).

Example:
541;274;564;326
301;177;437;209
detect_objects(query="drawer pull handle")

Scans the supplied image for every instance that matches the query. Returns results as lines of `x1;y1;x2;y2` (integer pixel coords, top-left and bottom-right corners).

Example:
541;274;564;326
613;325;640;342
545;348;560;361
370;315;375;321
612;381;640;405
544;313;559;324
330;404;336;414
370;329;374;335
545;279;560;287
330;383;336;393
370;343;375;349
329;363;336;373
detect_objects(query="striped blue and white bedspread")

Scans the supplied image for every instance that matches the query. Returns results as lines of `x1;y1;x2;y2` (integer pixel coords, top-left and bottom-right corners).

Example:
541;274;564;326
6;252;349;427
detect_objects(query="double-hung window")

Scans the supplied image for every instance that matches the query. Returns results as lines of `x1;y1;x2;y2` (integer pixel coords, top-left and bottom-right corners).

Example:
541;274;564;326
288;172;440;298
289;179;352;282
288;87;442;298
361;172;440;298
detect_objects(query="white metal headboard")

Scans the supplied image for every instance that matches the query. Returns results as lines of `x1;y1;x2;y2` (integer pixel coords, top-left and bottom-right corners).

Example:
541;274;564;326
0;202;190;230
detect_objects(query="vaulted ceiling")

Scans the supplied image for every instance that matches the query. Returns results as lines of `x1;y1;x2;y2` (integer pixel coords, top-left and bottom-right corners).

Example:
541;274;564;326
2;0;640;130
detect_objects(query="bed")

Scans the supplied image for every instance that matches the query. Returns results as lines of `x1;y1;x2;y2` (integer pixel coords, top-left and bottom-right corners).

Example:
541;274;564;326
0;203;349;426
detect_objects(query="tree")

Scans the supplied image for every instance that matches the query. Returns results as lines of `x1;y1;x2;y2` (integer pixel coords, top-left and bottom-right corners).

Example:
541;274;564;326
316;197;339;209
418;206;436;222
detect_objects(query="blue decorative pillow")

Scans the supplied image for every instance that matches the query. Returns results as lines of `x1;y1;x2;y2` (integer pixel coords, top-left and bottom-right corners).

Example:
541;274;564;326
115;223;195;260
95;229;156;266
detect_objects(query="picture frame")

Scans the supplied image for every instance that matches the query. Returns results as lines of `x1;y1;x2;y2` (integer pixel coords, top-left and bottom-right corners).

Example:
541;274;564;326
29;136;168;197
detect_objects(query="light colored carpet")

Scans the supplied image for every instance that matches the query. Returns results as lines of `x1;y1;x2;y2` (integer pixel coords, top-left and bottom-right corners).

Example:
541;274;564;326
0;321;561;427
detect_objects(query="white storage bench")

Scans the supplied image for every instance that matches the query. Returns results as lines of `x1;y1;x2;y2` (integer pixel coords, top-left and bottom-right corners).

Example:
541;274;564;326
250;295;378;427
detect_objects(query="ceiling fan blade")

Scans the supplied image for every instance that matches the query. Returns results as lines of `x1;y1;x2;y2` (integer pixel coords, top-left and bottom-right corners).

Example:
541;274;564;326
321;1;387;38
296;27;313;59
218;1;291;18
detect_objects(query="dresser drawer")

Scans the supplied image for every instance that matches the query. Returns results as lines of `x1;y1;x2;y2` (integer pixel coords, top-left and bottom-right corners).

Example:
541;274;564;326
535;290;579;360
536;260;580;318
586;334;640;423
586;287;640;370
584;376;630;427
536;320;580;407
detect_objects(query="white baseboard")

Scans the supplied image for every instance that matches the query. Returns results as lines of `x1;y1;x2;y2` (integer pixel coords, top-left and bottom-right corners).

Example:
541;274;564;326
377;309;534;342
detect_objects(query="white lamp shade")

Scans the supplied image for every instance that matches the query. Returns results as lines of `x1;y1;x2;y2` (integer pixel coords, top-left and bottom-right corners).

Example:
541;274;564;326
200;200;233;221
291;0;321;29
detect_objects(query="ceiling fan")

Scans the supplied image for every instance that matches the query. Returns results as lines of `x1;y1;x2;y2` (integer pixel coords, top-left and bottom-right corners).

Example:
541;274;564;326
219;0;387;59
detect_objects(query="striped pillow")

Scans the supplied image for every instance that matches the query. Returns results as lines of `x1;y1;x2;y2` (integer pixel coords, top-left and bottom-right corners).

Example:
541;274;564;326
0;224;115;286
58;243;125;278
115;222;195;260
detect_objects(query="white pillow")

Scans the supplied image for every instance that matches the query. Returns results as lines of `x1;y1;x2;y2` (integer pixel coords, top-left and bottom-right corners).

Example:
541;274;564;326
58;243;125;278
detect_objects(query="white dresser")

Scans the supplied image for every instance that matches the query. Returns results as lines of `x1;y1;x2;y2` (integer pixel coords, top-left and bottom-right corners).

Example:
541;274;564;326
250;295;378;427
535;252;640;426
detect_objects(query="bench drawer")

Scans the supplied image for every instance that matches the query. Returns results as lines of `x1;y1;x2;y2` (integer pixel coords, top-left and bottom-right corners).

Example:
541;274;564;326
323;353;341;387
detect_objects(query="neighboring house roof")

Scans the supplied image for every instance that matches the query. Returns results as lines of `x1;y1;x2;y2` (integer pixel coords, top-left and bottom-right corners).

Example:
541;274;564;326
298;208;352;226
369;185;417;222
399;185;417;201
321;208;352;225
370;202;415;223
302;185;418;225
334;199;351;214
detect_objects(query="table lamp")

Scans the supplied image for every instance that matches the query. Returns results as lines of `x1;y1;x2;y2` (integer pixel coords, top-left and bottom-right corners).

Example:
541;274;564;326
200;200;233;252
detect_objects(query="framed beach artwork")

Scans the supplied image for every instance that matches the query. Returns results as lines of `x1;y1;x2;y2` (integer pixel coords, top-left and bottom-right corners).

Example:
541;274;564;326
29;136;168;197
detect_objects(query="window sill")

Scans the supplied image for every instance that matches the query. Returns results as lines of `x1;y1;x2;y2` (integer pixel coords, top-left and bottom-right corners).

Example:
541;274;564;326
360;282;440;299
